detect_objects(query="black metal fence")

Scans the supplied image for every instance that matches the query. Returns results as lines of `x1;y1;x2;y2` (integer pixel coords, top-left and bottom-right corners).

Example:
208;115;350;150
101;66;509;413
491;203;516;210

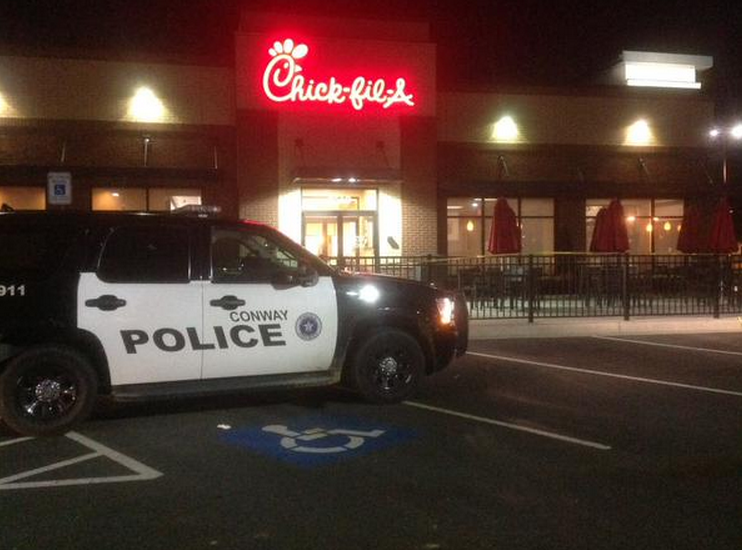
327;254;742;321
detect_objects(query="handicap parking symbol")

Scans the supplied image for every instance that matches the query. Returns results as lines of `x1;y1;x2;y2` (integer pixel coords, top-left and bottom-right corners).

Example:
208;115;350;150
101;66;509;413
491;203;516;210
220;414;416;468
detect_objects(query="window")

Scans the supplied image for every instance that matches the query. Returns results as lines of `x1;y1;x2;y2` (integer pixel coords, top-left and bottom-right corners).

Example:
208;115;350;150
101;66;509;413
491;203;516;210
92;188;202;211
211;228;300;283
0;187;45;210
93;188;147;211
447;197;554;255
586;199;683;253
98;226;190;283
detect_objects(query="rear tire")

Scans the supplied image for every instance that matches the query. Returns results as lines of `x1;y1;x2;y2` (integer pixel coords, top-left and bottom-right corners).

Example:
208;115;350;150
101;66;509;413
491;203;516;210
0;345;98;437
349;328;425;404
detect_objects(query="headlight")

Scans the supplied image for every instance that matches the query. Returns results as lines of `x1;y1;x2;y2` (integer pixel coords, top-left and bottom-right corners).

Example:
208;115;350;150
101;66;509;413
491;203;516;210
436;297;455;325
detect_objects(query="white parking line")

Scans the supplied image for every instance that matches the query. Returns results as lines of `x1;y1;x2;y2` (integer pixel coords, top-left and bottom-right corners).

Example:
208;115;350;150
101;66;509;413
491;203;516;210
0;432;162;490
467;351;742;398
593;335;742;357
0;437;34;448
404;401;612;451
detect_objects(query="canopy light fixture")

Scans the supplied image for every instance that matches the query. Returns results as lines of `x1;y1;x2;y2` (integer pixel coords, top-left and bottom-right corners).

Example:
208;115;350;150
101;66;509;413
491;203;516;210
619;51;712;90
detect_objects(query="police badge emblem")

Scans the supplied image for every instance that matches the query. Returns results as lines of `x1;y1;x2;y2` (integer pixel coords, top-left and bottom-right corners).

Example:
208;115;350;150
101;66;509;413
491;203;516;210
295;312;322;341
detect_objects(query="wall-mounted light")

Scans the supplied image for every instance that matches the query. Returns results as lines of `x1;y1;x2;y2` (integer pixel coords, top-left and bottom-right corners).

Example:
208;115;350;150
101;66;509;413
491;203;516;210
466;220;475;232
663;221;672;231
128;87;166;122
625;119;655;146
492;116;520;142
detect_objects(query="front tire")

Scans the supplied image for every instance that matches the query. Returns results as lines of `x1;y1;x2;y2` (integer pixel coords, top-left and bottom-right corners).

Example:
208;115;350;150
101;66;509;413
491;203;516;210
349;328;425;404
0;345;98;437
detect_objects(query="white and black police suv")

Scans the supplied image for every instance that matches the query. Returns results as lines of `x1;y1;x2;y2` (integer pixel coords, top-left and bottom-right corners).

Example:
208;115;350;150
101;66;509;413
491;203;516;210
0;207;467;436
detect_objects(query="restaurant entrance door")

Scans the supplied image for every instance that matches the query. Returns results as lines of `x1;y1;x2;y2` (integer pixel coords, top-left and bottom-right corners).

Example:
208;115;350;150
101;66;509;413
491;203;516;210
302;212;378;260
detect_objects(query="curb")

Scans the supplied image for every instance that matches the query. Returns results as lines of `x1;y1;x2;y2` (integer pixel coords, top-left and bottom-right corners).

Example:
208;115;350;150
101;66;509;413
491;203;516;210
469;315;742;340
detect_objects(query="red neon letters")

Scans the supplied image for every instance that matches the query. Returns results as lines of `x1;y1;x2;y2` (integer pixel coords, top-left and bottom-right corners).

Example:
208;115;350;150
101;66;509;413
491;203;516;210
262;39;415;111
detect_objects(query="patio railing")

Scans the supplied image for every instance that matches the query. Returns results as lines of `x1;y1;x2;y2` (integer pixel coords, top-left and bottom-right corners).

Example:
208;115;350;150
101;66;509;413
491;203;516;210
326;254;742;321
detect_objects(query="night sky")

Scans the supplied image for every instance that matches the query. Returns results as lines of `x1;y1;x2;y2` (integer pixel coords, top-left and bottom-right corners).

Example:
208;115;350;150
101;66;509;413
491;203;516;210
1;0;741;114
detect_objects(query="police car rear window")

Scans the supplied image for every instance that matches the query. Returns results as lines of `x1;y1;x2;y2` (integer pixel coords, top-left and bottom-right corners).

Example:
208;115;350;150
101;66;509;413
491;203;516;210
0;226;75;279
97;226;190;283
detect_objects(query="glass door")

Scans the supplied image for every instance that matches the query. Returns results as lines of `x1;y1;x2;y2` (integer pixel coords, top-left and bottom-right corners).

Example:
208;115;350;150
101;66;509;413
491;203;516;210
302;213;377;259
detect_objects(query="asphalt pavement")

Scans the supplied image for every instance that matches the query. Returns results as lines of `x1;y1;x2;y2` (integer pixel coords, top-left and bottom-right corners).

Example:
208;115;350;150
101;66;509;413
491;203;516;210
2;331;741;550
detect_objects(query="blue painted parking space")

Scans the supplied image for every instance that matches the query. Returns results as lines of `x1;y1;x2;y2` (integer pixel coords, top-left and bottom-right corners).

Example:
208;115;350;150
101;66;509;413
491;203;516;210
219;413;417;468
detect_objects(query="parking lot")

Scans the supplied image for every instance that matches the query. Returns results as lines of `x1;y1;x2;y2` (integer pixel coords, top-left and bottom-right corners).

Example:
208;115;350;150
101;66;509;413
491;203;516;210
2;331;742;550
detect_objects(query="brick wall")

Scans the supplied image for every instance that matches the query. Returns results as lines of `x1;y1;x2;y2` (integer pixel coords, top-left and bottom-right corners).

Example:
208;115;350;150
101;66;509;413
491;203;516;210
401;117;438;255
235;111;278;226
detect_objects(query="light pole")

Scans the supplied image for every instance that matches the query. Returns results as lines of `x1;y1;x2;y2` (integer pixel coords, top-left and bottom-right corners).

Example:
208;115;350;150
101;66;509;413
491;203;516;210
709;123;742;184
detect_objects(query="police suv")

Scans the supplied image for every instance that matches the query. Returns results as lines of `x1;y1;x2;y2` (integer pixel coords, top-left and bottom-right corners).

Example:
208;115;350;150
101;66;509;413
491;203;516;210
0;208;467;436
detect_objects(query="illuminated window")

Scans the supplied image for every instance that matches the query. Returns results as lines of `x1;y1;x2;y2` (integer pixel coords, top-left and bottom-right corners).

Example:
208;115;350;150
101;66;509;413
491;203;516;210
148;188;202;211
447;198;554;255
0;187;46;210
0;94;7;116
92;187;201;211
92;188;147;211
586;198;683;253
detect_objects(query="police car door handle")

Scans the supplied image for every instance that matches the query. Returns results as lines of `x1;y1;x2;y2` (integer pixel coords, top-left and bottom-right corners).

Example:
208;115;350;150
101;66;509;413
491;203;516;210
85;294;127;311
209;295;245;311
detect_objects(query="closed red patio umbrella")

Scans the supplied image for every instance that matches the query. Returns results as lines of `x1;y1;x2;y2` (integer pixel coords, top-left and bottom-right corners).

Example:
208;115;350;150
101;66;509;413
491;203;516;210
589;207;610;252
607;199;630;252
676;203;704;253
487;198;521;254
708;198;738;253
590;200;629;252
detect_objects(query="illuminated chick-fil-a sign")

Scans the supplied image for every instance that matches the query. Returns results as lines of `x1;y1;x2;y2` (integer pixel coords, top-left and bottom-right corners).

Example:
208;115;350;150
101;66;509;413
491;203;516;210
262;39;415;111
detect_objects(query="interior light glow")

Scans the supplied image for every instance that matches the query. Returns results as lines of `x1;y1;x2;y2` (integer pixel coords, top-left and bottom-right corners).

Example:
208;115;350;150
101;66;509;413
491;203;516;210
348;177;358;183
128;87;166;122
663;221;672;231
731;124;742;140
625;62;701;89
492;116;520;142
447;205;463;210
466;220;474;232
331;178;343;183
111;192;120;198
645;223;653;233
709;128;721;139
262;38;414;111
0;94;7;115
626;216;636;223
625;119;655;146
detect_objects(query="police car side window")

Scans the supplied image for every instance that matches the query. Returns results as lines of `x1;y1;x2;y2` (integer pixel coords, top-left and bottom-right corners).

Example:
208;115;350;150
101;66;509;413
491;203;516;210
97;226;190;283
211;229;299;283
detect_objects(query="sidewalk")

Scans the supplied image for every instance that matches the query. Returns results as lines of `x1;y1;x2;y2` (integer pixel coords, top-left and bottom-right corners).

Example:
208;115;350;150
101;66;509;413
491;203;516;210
469;315;742;340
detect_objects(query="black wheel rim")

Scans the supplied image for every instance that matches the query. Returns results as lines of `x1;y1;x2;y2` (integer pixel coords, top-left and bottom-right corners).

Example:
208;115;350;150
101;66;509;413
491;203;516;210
369;342;414;394
14;367;78;424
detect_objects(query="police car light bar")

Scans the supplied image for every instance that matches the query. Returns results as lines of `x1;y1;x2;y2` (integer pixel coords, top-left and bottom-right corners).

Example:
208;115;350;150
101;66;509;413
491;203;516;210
171;205;222;217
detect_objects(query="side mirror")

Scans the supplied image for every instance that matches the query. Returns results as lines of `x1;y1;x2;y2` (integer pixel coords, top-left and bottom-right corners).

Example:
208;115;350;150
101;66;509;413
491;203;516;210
296;264;319;287
271;264;318;287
